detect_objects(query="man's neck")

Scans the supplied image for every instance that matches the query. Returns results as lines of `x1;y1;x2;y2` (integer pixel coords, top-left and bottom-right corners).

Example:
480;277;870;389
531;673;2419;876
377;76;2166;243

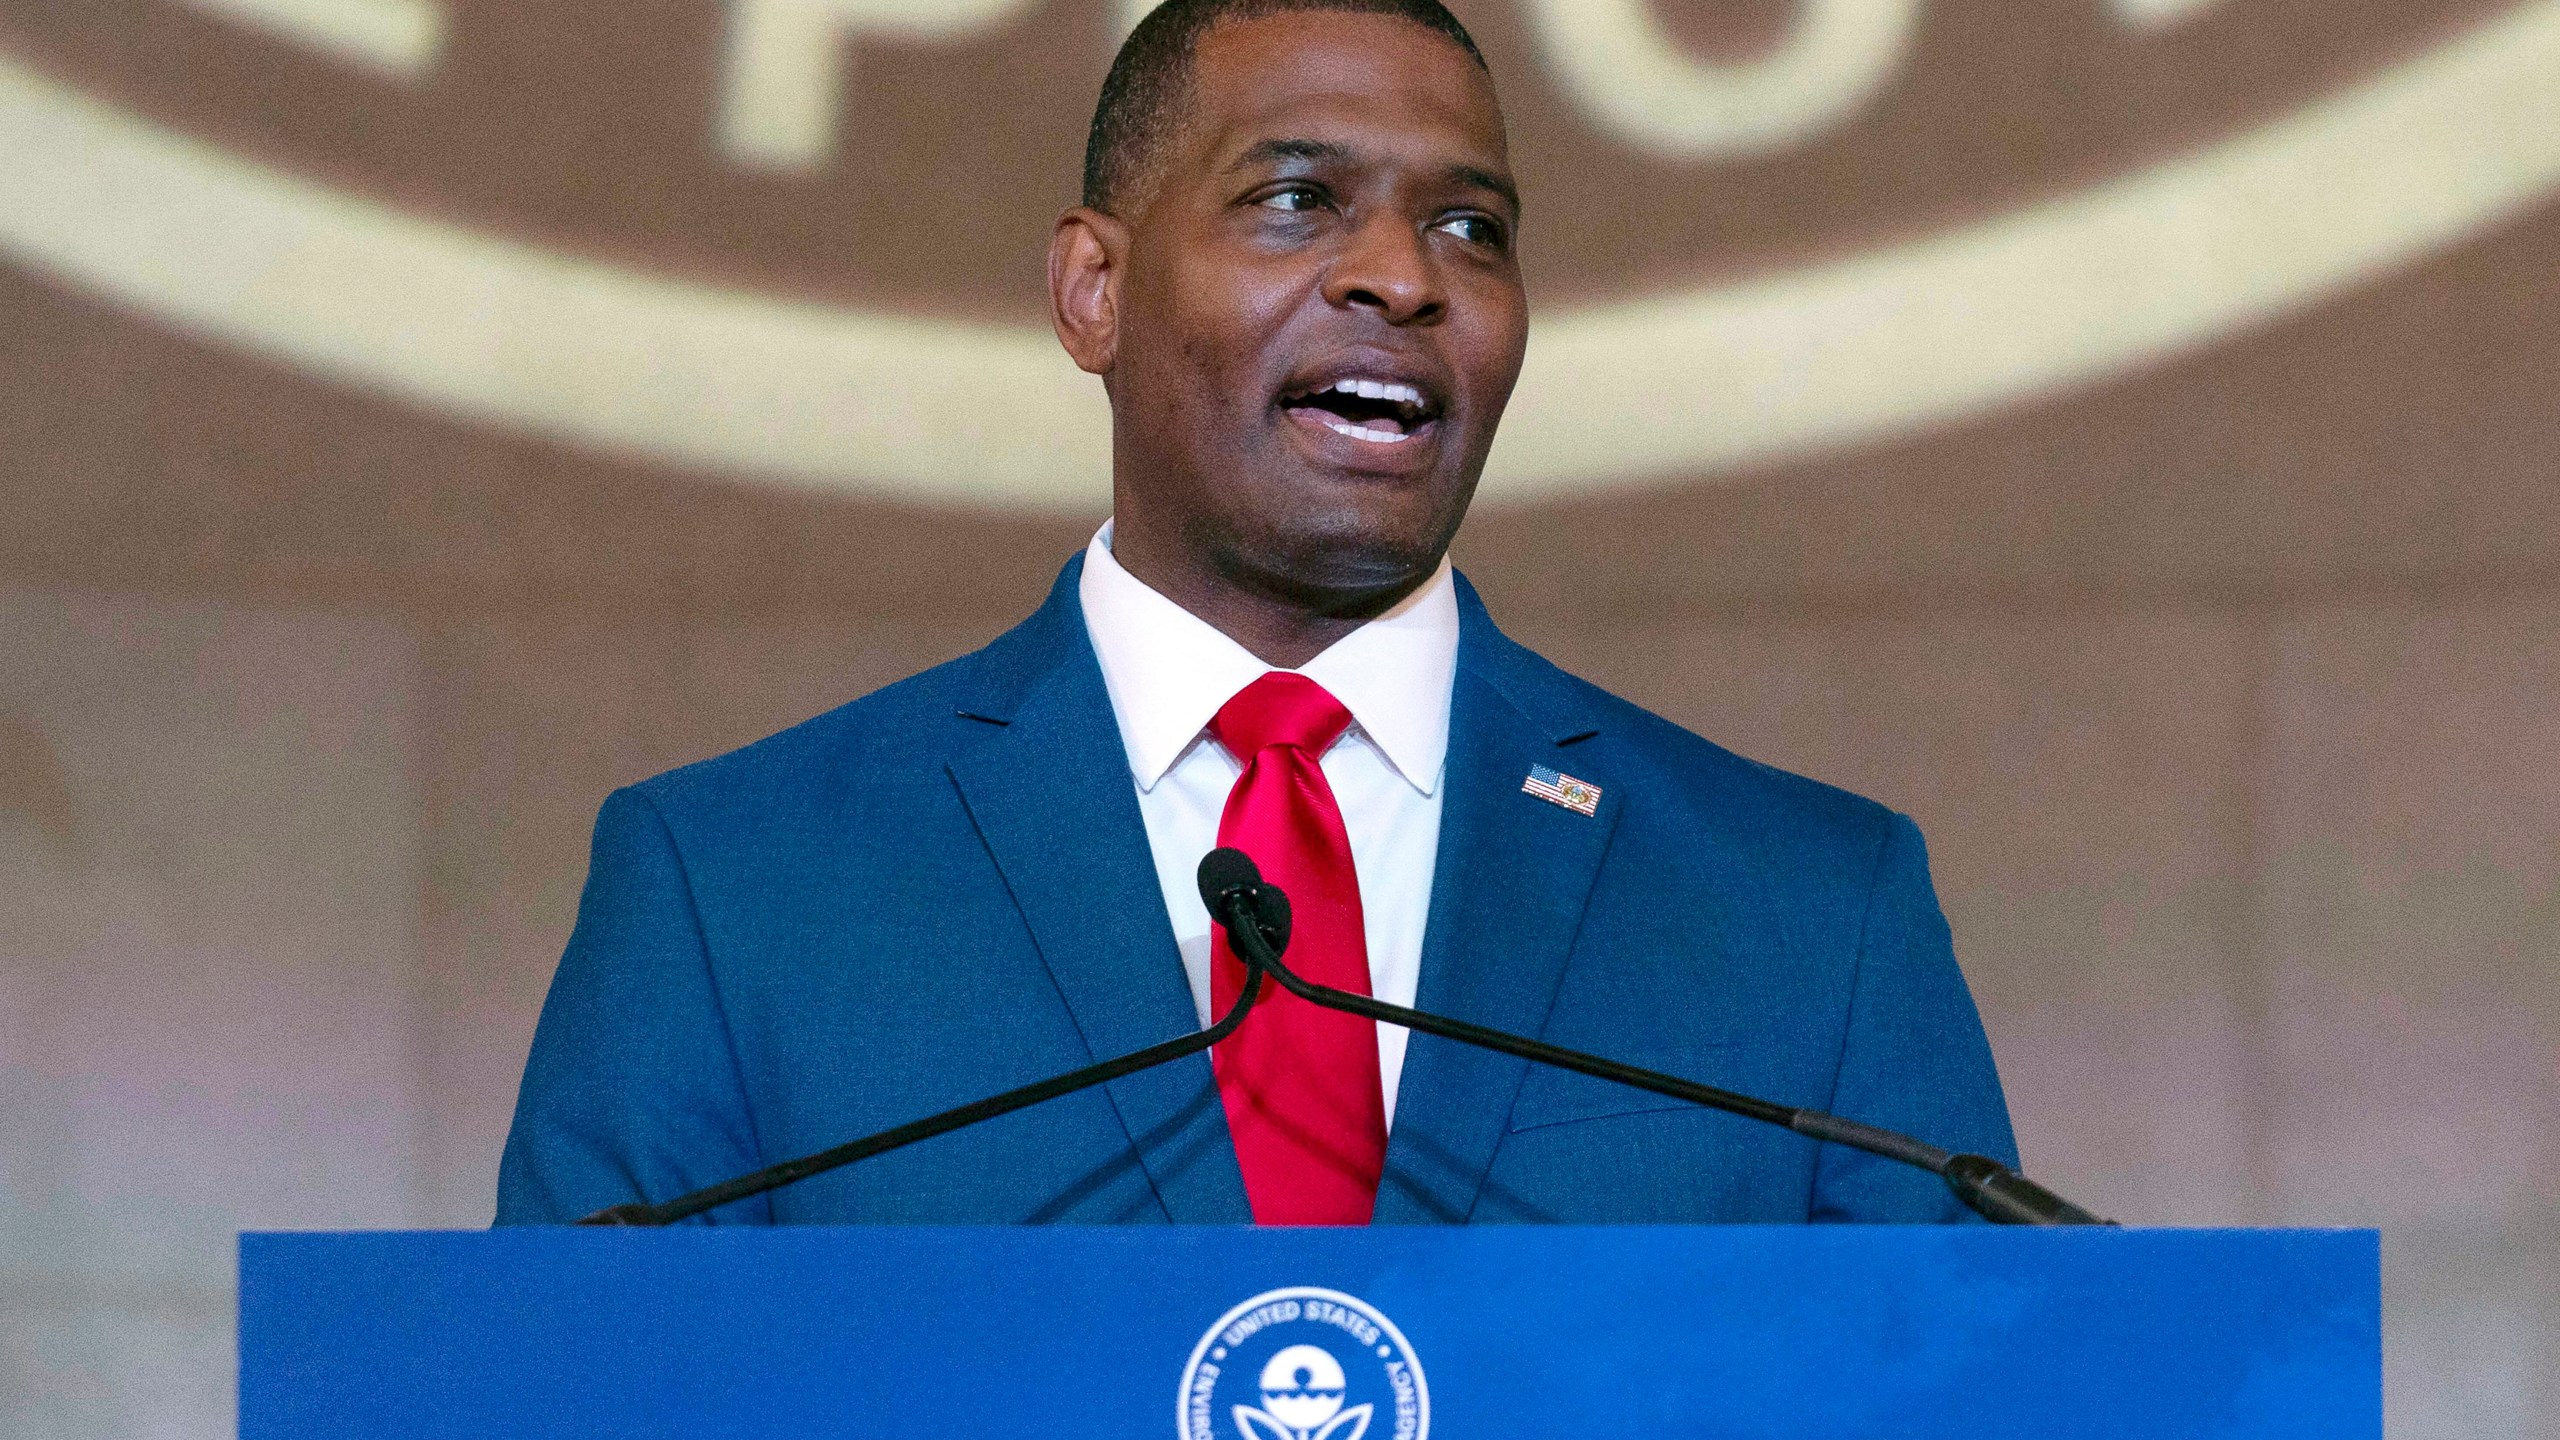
1106;528;1434;671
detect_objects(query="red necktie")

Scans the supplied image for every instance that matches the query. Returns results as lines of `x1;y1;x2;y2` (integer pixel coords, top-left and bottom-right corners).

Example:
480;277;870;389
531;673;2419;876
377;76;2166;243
1208;673;1388;1225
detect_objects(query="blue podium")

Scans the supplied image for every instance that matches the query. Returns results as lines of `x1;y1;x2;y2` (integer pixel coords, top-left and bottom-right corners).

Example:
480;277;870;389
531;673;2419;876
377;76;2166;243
240;1226;2377;1439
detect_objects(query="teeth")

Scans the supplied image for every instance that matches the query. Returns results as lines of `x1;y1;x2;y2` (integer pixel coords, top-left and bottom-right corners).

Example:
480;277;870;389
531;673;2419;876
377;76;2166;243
1314;377;1429;409
1318;417;1412;445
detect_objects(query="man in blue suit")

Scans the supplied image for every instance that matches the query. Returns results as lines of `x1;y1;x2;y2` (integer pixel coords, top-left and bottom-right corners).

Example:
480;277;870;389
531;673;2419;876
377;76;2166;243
497;0;2014;1227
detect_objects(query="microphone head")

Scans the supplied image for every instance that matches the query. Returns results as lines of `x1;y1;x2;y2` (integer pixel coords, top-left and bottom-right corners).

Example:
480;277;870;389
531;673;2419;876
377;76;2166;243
1197;847;1291;958
1196;847;1263;914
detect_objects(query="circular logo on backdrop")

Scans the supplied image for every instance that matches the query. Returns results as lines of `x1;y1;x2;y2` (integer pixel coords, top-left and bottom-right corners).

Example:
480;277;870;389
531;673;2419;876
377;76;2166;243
5;2;2560;508
1178;1287;1427;1440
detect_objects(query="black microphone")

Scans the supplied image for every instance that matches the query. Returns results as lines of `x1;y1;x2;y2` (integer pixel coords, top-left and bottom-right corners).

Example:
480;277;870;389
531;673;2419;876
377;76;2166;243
1197;846;2111;1227
1198;846;1291;954
575;911;1278;1226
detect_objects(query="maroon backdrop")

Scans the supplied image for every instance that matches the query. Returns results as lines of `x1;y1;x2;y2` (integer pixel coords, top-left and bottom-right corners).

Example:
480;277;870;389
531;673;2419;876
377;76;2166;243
3;2;2555;1434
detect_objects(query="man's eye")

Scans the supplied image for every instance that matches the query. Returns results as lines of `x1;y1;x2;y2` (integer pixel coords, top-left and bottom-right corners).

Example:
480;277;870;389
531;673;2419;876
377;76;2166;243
1259;185;1324;213
1434;214;1505;248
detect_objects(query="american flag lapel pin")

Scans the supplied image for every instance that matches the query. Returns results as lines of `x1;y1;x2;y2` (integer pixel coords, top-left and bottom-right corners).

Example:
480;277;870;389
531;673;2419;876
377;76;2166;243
1522;763;1602;817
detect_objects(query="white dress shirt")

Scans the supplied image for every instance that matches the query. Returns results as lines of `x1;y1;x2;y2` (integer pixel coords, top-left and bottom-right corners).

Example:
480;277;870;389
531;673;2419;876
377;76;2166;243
1078;524;1457;1128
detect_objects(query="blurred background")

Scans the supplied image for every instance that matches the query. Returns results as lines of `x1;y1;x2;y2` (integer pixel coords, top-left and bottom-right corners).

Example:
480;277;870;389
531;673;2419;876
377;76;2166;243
4;0;2557;1434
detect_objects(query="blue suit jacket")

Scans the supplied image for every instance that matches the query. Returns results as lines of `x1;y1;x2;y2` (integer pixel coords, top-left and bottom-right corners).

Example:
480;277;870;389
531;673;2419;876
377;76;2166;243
497;559;2015;1225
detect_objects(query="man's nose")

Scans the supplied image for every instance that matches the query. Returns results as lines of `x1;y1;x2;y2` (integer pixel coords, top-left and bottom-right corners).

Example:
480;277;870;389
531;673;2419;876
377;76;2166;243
1322;213;1446;325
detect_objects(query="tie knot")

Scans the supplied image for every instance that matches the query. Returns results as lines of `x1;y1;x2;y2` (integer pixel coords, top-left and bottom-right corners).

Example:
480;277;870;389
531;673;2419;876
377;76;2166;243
1211;672;1354;760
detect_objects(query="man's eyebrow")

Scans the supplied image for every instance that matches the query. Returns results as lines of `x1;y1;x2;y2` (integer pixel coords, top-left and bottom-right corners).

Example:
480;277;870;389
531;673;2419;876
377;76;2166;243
1228;137;1354;171
1227;137;1520;212
1448;163;1520;213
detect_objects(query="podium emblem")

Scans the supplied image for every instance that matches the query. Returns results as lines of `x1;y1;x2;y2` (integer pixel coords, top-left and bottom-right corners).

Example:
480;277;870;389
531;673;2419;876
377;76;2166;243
1179;1287;1428;1440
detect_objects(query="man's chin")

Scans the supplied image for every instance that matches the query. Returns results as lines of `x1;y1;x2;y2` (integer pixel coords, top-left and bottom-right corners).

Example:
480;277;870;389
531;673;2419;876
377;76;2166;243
1225;501;1464;615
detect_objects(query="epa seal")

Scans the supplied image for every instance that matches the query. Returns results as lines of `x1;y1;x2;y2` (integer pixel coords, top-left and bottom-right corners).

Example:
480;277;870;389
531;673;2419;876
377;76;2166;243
1178;1287;1428;1440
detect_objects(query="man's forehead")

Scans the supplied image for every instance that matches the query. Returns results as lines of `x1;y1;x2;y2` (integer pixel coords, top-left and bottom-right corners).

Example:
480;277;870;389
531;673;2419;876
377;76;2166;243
1180;13;1508;174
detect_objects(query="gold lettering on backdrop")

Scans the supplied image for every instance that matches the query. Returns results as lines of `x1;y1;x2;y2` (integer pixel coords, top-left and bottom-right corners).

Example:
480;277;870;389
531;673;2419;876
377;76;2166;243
184;1;2251;170
2110;0;2234;31
1524;0;1923;158
717;0;1042;171
174;0;445;77
1133;0;2223;157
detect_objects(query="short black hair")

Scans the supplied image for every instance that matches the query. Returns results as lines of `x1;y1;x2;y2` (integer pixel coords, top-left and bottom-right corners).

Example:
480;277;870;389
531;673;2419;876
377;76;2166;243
1082;0;1490;215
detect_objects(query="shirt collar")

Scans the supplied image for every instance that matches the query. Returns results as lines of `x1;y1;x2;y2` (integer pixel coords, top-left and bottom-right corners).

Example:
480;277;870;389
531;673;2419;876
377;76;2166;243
1078;522;1458;796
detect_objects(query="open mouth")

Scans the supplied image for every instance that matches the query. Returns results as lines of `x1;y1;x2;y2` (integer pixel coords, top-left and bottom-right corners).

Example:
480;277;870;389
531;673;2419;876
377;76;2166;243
1279;376;1443;446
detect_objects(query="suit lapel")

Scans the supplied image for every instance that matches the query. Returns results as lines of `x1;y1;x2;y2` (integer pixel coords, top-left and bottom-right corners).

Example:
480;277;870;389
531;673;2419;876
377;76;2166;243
944;564;1252;1224
1373;585;1620;1224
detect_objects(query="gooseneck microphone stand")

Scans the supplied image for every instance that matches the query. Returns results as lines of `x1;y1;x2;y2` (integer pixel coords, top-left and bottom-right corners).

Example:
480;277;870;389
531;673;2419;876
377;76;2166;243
1194;848;2110;1227
578;945;1275;1226
581;847;2107;1227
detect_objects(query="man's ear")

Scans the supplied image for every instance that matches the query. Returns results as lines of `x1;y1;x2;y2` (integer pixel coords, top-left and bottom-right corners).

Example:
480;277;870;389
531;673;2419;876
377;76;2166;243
1049;206;1129;377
